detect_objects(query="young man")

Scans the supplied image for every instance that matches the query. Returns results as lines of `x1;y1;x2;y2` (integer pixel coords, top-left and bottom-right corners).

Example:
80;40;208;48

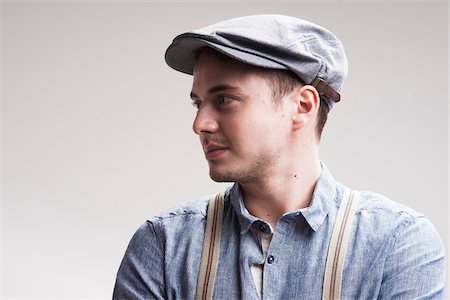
113;15;445;299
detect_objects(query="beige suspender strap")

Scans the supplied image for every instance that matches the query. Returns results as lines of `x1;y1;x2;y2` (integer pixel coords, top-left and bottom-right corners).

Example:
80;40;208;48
322;188;360;300
195;192;225;300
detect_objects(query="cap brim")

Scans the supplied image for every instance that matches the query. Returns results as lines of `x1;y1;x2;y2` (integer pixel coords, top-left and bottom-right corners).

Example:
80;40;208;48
164;36;288;75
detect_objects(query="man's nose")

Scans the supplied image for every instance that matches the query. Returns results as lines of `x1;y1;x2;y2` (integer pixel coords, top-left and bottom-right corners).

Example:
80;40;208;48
192;106;219;135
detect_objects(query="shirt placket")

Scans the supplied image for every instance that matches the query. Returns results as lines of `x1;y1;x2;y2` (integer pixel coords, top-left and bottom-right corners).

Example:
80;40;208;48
261;219;289;300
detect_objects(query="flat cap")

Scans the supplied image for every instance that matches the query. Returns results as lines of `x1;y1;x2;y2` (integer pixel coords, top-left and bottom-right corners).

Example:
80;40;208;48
165;14;348;107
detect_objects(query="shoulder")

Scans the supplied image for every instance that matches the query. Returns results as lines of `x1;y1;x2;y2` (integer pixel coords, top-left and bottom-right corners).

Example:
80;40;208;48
145;196;211;232
353;190;443;253
124;196;212;254
355;190;433;232
356;190;423;221
151;196;209;221
351;191;445;295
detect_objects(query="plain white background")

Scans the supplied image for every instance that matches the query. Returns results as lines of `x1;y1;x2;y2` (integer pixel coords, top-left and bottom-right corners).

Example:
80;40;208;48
1;1;448;299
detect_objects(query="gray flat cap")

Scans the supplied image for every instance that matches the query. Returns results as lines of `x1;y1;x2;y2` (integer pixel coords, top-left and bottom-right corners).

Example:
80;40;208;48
165;14;348;107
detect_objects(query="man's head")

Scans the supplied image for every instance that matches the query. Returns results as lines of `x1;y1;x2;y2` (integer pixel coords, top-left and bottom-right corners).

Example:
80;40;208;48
190;48;323;183
165;15;347;182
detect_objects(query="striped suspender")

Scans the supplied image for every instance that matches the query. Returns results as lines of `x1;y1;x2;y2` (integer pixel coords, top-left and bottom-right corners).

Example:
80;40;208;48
322;188;360;300
196;188;359;300
195;192;225;300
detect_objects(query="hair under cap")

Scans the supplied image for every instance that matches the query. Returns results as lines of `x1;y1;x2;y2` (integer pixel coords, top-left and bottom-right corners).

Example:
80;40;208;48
165;14;348;108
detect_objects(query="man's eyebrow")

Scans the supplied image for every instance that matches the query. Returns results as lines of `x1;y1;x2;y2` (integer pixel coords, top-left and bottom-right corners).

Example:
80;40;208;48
190;85;240;100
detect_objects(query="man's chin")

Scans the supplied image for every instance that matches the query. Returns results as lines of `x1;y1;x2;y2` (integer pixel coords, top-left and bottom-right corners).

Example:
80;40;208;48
209;170;235;183
209;166;262;184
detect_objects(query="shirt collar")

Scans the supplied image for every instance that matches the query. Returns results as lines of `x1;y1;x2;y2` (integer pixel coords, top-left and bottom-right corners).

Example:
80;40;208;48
299;164;339;231
229;163;340;234
228;183;260;234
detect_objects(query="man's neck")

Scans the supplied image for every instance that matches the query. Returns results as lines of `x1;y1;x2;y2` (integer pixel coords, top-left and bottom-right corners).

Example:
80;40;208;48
239;157;321;230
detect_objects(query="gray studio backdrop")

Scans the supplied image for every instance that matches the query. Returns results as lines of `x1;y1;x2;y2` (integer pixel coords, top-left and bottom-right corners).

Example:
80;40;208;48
1;1;448;299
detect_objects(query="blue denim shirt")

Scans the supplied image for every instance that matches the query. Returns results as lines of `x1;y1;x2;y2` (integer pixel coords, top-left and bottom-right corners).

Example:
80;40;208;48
113;166;445;299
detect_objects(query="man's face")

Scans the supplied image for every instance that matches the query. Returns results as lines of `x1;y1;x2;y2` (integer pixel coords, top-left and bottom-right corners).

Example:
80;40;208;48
190;51;294;183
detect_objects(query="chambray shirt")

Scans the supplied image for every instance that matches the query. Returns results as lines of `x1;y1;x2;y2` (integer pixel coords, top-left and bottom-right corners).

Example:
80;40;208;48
113;166;445;299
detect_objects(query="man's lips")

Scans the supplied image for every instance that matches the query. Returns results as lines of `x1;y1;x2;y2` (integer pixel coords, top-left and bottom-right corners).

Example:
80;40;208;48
203;144;229;159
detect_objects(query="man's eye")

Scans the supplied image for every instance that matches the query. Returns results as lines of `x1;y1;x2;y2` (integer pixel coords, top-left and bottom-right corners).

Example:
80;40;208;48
218;96;233;105
191;100;201;109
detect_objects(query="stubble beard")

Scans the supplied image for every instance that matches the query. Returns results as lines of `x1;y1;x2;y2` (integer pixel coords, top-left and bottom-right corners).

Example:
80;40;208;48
208;152;278;184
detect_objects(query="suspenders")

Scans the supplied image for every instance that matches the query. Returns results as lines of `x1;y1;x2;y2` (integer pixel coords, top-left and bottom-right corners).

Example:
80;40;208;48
322;188;360;300
195;192;225;300
196;188;360;300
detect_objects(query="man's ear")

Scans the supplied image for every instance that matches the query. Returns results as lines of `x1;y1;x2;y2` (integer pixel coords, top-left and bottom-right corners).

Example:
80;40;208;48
292;85;320;130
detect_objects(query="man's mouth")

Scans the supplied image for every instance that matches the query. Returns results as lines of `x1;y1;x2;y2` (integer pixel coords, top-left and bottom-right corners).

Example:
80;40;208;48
204;144;229;160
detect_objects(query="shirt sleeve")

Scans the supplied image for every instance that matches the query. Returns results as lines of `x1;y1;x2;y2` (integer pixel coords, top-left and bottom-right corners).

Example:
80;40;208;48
378;215;446;299
112;221;166;300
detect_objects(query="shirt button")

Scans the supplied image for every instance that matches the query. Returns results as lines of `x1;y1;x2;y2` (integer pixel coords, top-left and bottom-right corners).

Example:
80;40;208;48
267;255;275;264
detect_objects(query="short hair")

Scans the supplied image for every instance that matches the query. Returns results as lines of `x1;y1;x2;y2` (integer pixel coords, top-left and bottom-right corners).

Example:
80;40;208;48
195;47;330;139
263;69;330;139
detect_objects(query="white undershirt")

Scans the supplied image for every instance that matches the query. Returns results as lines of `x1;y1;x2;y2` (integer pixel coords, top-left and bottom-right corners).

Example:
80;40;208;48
250;230;273;299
